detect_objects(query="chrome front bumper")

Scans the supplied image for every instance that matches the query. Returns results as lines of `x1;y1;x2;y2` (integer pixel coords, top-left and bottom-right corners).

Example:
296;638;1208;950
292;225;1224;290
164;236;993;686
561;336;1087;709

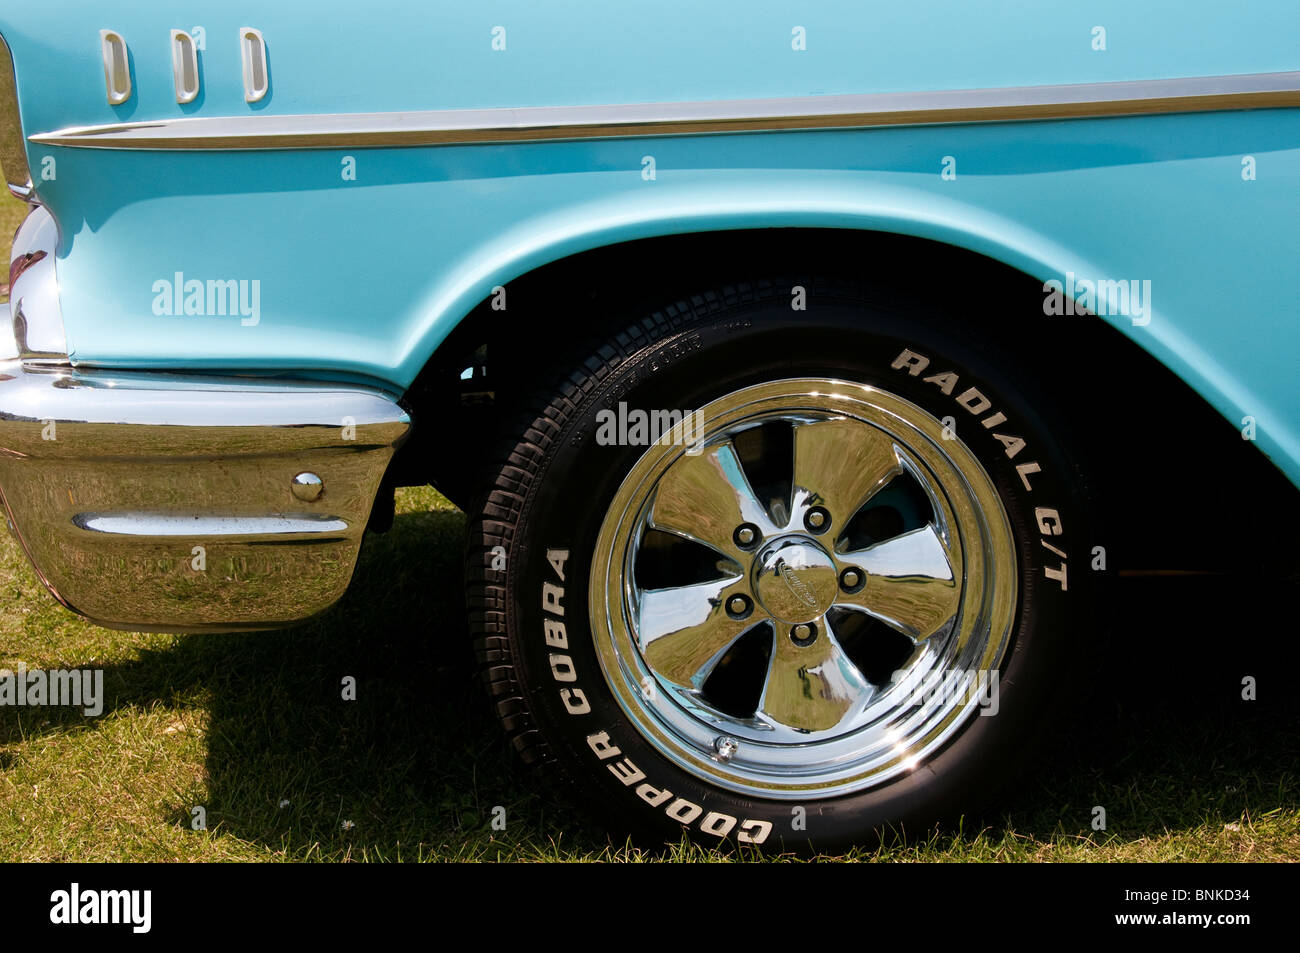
0;355;410;631
1;202;410;631
0;202;412;630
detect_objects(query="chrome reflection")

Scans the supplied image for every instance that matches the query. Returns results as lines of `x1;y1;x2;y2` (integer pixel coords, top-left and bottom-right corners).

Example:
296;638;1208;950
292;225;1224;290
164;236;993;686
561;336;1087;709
589;380;1017;797
8;205;67;363
0;360;410;631
28;70;1300;152
73;513;350;537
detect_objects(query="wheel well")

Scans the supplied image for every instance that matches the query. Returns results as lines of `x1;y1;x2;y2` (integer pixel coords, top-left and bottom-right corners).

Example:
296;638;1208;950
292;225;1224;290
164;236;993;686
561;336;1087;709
388;226;1297;572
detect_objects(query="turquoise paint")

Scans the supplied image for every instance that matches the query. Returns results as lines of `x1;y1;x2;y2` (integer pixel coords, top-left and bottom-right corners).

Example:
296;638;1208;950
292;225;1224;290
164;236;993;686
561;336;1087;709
1;3;1297;482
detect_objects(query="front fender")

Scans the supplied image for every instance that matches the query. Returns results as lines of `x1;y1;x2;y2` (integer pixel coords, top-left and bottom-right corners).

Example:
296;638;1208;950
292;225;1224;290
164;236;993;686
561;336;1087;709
30;109;1300;486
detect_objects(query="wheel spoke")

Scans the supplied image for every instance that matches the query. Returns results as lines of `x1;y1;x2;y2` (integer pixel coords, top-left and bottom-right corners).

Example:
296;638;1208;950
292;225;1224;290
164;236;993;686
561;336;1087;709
639;575;754;689
792;417;903;529
593;380;1017;796
649;440;777;558
757;615;872;732
838;524;959;641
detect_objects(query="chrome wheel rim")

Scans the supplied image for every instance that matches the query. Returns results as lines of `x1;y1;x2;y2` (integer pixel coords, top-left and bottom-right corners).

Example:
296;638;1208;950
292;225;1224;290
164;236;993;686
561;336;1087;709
589;379;1017;798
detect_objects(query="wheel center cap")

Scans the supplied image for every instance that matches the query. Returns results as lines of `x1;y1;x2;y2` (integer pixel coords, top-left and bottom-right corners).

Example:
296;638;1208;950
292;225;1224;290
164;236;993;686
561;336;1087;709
752;536;838;625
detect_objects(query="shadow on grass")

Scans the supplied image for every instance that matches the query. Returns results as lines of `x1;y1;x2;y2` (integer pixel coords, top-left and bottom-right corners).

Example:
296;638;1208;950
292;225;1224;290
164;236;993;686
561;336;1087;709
1001;572;1300;845
1;503;602;858
3;502;1297;858
187;503;610;858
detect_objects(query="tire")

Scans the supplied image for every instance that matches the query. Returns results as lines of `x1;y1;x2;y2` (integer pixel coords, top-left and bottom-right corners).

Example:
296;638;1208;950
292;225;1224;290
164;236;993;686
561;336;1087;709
468;275;1094;851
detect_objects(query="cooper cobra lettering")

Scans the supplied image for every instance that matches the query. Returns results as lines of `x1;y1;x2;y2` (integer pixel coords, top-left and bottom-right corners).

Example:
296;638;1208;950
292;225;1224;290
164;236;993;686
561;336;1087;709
586;731;773;844
542;548;592;714
541;549;772;842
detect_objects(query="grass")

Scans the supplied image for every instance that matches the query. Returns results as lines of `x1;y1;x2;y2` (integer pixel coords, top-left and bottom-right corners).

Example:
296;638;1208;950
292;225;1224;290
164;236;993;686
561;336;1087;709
1;197;1296;862
0;190;26;300
1;484;1296;862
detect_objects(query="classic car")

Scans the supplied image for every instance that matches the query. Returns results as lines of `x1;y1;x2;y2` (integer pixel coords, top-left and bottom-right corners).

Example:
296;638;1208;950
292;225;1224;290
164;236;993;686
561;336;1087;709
1;2;1297;849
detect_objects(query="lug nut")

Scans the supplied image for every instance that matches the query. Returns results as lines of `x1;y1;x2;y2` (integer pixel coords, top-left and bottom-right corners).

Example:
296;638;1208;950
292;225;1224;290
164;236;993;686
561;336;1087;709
790;622;817;646
726;594;753;620
804;507;830;534
733;523;760;549
839;567;864;593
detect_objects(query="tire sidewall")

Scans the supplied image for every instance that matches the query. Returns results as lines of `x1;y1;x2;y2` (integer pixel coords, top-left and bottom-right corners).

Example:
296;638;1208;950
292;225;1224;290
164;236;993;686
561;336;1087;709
503;294;1089;850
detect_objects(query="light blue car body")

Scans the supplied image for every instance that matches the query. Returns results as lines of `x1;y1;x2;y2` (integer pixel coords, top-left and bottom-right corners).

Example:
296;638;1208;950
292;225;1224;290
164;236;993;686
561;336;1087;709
2;1;1298;482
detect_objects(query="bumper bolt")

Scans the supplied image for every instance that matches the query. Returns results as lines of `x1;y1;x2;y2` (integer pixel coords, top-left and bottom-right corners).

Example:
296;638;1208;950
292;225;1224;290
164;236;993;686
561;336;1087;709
291;472;324;502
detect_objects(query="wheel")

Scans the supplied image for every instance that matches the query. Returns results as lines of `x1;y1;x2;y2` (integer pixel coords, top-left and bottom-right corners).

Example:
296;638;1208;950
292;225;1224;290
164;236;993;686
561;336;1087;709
469;275;1092;850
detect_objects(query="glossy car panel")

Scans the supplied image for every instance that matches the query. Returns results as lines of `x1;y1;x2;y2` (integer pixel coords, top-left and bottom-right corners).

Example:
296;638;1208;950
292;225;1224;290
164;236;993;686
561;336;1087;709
0;2;1296;490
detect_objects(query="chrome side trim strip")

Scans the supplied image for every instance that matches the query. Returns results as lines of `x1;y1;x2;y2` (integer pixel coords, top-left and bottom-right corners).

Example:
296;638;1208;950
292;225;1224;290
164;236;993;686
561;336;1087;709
73;513;351;537
0;33;33;196
27;71;1300;151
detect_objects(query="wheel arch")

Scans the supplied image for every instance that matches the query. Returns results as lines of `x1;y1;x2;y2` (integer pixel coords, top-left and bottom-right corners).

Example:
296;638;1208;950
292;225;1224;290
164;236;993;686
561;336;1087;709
393;220;1298;567
399;193;1295;490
